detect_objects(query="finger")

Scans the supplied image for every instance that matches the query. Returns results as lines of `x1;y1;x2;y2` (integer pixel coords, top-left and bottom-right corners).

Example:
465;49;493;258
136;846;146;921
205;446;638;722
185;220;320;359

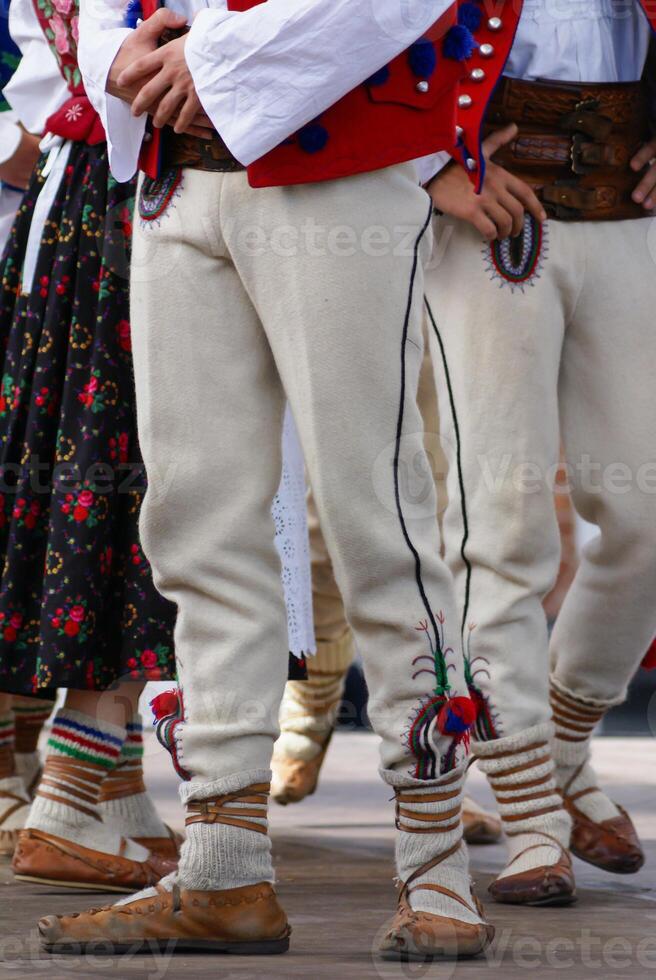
482;123;518;159
193;111;213;130
174;94;201;135
181;124;216;139
132;73;171;117
630;140;656;172
506;174;547;222
139;8;187;39
472;210;498;241
632;165;656;205
152;88;184;129
498;190;525;237
118;51;164;88
483;202;514;240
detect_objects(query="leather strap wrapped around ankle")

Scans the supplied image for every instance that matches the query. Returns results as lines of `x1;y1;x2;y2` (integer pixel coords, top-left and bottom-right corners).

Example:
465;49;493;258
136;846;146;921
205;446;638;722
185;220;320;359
98;763;147;802
36;755;107;821
186;782;270;835
395;772;462;835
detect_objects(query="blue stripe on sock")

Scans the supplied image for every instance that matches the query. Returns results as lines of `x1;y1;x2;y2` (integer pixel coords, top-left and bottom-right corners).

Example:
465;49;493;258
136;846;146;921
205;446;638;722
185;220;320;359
55;714;124;749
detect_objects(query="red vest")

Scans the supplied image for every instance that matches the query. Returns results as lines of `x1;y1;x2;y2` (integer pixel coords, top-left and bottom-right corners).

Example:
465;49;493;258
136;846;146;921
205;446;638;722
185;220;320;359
141;0;656;191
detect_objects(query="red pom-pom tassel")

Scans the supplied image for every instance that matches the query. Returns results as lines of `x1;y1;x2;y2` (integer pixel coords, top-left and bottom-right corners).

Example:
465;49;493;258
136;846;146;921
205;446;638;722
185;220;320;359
642;638;656;671
150;688;181;722
437;696;477;735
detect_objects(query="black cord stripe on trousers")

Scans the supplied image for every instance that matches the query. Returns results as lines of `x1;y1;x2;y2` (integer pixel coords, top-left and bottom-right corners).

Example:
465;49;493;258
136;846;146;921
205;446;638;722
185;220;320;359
393;200;442;655
424;296;472;639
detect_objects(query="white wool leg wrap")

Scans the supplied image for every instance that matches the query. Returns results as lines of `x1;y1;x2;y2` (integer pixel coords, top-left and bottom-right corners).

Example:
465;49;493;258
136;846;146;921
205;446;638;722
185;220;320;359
26;708;148;862
99;715;169;839
385;765;482;925
177;774;274;892
550;680;620;823
275;629;355;763
474;723;571;880
0;776;30;831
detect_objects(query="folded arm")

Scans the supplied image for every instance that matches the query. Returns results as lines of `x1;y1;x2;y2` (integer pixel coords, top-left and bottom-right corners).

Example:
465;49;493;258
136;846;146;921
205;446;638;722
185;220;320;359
79;0;456;181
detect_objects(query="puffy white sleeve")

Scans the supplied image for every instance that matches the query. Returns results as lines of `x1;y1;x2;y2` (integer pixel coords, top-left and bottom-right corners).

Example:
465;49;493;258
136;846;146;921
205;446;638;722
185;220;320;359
4;0;68;135
185;0;456;165
78;0;147;182
0;114;21;165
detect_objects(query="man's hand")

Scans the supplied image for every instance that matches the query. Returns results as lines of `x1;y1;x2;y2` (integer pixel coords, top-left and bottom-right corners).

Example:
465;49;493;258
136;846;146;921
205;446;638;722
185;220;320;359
428;124;547;240
118;34;203;134
631;138;656;210
0;130;41;190
107;9;187;105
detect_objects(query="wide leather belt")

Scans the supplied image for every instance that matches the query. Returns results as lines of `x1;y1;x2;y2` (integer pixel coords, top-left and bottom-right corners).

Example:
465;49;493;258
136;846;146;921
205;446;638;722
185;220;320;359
162;129;245;173
484;76;653;221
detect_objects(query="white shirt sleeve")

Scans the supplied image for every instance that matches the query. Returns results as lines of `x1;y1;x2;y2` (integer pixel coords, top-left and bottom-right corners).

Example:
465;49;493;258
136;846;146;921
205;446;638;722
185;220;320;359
185;0;455;165
78;0;147;183
4;0;68;135
414;150;452;187
0;114;22;165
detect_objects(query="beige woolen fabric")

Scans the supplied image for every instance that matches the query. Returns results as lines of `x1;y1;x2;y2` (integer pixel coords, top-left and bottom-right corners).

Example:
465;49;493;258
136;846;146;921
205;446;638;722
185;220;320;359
130;165;471;800
426;214;656;739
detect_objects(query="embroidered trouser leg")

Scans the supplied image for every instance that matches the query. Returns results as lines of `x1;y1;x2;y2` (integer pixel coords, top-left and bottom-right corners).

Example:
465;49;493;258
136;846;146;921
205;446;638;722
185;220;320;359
130;165;470;801
425;214;656;739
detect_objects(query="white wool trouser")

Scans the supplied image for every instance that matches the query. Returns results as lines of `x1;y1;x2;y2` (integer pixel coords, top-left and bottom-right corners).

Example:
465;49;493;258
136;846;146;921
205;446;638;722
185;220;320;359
426;214;656;739
130;165;471;804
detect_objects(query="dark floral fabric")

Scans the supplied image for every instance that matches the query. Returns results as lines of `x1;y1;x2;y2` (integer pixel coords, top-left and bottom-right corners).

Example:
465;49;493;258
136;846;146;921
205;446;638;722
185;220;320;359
0;144;176;695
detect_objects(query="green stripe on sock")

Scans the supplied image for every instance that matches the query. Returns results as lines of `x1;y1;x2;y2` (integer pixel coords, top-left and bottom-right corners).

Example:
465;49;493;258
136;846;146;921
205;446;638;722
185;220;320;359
121;744;144;758
0;716;14;729
47;738;115;769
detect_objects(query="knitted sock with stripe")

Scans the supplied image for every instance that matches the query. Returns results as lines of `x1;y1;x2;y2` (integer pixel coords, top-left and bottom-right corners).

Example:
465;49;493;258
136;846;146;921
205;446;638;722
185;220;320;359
115;778;274;906
99;715;169;839
12;697;55;796
550;680;621;823
26;708;148;861
387;765;483;925
474;723;572;879
0;708;30;845
274;629;354;763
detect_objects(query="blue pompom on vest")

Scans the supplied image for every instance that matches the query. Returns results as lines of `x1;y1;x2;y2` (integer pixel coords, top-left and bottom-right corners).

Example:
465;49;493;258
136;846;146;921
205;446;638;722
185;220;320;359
443;24;478;62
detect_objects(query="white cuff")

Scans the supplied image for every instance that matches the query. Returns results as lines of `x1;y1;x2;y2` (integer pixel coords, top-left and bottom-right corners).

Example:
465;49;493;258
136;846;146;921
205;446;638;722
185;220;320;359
0;117;22;166
415;151;453;187
78;24;146;182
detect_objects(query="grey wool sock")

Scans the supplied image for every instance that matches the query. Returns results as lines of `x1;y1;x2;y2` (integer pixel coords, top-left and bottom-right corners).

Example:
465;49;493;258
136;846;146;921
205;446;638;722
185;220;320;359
99;714;169;839
475;722;572;880
26;708;148;862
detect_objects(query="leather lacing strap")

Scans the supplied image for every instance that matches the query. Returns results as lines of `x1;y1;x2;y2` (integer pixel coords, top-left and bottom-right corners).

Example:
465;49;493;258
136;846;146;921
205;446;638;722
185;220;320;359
479;742;563;822
186;782;270;835
395;772;462;835
0;790;29;827
561;760;601;806
35;755;107;821
98;763;147;802
398;841;478;916
503;830;568;872
550;687;606;742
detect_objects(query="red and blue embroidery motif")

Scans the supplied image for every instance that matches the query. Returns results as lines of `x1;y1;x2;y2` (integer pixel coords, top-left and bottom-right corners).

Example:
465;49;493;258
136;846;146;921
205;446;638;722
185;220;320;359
406;615;477;778
484;215;549;293
150;688;190;780
138;169;184;223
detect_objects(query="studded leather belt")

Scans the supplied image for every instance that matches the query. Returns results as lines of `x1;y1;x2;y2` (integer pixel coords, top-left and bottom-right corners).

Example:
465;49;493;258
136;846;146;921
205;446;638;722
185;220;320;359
161;129;245;173
484;76;653;221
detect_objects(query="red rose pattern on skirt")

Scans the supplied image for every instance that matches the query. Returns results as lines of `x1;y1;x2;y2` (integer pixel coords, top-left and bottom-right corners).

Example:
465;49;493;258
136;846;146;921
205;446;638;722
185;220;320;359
0;143;176;695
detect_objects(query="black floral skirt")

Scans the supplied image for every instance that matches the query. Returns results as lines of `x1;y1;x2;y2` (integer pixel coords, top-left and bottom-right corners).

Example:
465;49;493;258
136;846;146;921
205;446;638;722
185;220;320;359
0;142;176;695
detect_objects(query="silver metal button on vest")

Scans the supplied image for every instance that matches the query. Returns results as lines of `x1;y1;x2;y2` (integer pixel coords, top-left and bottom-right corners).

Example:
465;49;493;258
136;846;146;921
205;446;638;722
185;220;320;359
416;80;430;93
479;43;494;57
466;157;478;171
458;94;473;108
471;68;486;82
456;125;464;140
488;17;502;31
